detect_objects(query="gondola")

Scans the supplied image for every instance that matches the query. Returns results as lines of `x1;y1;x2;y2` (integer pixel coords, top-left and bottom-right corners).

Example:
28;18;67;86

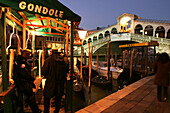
76;59;111;86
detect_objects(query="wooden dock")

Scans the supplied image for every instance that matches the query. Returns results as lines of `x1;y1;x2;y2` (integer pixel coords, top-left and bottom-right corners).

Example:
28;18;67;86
76;75;170;113
24;75;170;113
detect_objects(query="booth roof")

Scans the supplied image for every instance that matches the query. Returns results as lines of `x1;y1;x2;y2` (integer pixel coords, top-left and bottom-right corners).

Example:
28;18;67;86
0;0;81;36
0;0;81;22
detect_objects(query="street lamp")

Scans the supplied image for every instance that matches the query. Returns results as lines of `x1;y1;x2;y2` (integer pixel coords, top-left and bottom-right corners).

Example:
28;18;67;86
78;30;87;40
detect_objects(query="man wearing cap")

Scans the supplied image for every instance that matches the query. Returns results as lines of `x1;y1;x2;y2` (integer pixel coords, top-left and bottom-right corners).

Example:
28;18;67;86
42;49;69;113
13;49;41;113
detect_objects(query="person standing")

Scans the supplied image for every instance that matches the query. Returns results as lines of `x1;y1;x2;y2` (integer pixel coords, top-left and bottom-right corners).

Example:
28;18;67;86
152;52;170;102
13;49;41;113
42;49;69;113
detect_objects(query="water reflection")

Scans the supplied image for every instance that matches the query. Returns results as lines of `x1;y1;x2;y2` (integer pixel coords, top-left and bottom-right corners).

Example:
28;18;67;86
72;57;118;112
73;79;117;112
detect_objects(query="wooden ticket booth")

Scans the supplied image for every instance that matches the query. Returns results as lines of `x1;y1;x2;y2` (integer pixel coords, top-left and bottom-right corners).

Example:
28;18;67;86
0;1;81;112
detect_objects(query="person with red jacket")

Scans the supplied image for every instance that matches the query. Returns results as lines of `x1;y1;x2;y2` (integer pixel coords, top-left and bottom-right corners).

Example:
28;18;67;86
152;52;170;102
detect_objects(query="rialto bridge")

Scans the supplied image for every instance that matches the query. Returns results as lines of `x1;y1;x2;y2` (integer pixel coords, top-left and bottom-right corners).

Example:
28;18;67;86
75;13;170;56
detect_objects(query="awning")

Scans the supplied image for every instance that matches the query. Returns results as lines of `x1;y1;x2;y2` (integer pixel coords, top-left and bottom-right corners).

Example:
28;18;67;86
0;0;81;22
0;0;81;36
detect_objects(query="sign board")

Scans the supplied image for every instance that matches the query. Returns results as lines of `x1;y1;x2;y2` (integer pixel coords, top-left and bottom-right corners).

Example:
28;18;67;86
111;33;131;41
119;41;159;48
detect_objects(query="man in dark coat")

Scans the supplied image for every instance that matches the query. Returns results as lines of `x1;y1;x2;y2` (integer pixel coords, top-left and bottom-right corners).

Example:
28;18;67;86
42;49;69;113
13;49;41;113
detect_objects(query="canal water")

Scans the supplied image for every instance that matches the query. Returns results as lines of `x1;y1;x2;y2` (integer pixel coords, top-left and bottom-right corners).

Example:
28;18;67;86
72;55;142;112
72;57;120;112
73;80;118;112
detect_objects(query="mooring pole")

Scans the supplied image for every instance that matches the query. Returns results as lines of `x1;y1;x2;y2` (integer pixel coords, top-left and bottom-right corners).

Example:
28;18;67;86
70;21;74;113
96;51;99;72
80;47;83;80
130;50;134;82
84;52;86;66
88;43;92;93
107;41;110;80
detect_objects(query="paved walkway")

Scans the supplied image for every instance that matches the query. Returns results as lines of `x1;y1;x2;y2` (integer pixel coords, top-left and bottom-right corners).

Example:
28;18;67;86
76;76;170;113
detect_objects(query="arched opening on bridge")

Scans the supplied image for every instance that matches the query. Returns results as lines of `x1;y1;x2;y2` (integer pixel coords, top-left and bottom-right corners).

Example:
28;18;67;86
144;25;153;36
111;28;117;34
105;31;110;38
155;26;165;38
167;29;170;39
99;33;103;39
88;38;92;43
83;40;87;45
135;24;143;35
120;17;131;33
93;36;97;41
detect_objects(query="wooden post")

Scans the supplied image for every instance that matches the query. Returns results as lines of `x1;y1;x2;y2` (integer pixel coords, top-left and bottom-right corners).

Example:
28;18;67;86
88;43;91;93
42;37;45;66
115;51;117;65
66;27;69;57
121;50;123;67
9;49;14;81
80;47;83;80
38;50;42;78
23;21;26;49
1;8;13;113
154;46;156;61
107;41;110;80
70;21;74;113
88;43;93;93
88;43;90;66
0;10;8;90
127;50;129;68
134;51;138;68
32;31;36;76
96;51;99;72
130;50;134;82
81;47;86;92
84;52;86;66
145;47;148;76
17;37;21;55
123;50;126;70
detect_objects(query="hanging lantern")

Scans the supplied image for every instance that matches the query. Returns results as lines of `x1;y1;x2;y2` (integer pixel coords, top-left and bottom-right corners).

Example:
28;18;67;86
26;31;32;49
6;22;22;54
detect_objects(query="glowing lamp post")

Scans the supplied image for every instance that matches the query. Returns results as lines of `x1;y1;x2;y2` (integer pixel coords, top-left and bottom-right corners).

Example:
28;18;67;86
78;30;87;40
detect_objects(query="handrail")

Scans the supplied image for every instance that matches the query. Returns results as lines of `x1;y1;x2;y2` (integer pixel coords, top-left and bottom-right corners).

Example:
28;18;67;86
0;84;16;101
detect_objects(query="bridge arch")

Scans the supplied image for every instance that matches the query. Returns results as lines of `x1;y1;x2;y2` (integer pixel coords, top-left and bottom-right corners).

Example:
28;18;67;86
88;38;92;43
99;33;104;39
167;29;170;39
111;28;117;34
155;26;165;38
135;24;143;35
144;25;153;36
105;30;110;37
83;40;87;45
93;36;97;41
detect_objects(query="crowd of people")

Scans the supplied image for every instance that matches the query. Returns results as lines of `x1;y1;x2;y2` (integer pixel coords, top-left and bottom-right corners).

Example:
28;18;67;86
12;48;169;113
13;49;69;113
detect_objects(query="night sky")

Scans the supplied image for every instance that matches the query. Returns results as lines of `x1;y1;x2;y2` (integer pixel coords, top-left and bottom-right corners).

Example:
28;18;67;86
59;0;170;30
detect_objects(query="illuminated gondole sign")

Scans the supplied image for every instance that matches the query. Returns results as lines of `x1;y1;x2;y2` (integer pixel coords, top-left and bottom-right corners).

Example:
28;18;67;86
19;1;64;18
0;0;81;22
